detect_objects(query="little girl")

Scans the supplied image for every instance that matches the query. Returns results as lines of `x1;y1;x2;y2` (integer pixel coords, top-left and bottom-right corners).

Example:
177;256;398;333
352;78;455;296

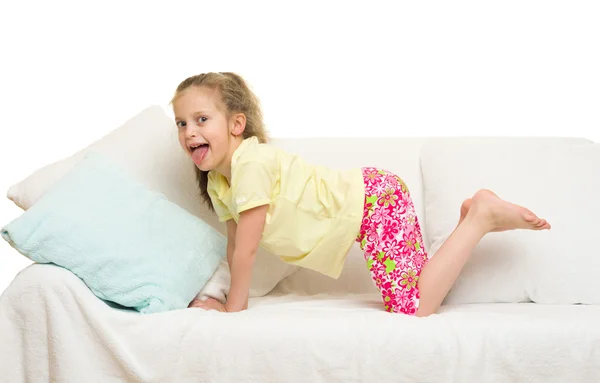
172;72;551;317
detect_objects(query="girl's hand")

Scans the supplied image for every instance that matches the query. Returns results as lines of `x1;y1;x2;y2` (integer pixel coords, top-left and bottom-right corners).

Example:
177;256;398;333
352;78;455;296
188;298;227;312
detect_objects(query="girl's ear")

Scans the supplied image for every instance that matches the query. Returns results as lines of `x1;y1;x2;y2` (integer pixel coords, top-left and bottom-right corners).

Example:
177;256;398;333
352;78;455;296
231;113;246;137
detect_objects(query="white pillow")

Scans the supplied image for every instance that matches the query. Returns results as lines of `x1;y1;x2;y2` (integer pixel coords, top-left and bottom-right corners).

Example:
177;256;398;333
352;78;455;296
420;139;600;305
6;105;298;299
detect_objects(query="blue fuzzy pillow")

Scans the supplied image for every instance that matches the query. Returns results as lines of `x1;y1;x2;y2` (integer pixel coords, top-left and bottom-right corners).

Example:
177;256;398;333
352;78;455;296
1;152;225;314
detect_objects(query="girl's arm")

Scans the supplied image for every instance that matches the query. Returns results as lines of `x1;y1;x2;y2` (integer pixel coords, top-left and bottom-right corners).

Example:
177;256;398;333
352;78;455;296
226;219;237;273
225;204;268;312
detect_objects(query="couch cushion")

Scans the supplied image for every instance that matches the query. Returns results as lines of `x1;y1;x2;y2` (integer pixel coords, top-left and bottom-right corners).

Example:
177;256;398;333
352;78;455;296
2;152;226;313
2;263;599;382
421;139;599;304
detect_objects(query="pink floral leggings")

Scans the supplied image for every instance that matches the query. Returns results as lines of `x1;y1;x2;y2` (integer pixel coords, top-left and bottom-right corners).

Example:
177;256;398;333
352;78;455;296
356;167;430;315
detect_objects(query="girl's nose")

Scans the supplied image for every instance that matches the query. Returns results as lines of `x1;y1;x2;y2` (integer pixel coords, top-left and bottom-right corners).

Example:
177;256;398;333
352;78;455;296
185;125;198;138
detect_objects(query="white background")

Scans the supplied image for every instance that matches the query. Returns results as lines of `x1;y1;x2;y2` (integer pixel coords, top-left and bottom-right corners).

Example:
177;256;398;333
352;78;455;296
1;0;598;295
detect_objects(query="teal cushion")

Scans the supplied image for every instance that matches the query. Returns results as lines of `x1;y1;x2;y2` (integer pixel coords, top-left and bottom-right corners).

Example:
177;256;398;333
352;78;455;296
1;152;225;314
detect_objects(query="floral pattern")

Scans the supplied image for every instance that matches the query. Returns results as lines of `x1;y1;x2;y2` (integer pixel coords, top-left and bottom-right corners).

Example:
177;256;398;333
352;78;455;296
356;167;429;315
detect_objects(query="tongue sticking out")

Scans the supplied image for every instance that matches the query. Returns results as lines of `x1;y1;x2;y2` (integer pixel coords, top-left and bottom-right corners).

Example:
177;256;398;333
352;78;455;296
192;145;209;166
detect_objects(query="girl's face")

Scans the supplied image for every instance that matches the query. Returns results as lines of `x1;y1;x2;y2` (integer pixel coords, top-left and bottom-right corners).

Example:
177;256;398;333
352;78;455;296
173;86;243;177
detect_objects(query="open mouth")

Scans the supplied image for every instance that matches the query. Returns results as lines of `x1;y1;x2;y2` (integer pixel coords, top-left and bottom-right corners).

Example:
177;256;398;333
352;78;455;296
189;143;209;153
189;142;210;165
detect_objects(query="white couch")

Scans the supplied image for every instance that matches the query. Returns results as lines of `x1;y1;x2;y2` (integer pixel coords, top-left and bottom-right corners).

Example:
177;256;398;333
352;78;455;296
1;106;599;382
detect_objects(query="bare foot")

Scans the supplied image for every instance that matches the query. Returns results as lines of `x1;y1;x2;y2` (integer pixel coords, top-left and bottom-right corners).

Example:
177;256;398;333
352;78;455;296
468;189;551;232
458;197;543;233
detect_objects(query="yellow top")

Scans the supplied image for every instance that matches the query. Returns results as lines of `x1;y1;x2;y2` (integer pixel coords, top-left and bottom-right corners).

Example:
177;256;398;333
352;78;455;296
207;136;365;279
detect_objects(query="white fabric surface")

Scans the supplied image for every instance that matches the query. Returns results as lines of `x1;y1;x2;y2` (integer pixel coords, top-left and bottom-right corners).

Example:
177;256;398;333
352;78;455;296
421;140;600;305
1;264;599;383
5;105;298;300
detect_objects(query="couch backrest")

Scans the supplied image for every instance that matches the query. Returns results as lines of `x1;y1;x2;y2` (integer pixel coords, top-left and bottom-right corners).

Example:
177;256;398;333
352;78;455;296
271;136;594;296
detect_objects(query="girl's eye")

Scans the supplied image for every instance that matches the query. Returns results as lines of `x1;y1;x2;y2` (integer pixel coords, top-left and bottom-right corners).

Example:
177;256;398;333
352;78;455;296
198;116;207;123
176;121;186;128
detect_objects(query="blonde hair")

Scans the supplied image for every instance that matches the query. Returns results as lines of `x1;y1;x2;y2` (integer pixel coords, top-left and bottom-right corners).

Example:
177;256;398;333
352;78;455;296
171;72;269;211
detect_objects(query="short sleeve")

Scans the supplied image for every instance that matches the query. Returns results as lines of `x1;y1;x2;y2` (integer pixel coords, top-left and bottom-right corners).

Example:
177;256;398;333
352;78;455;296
207;172;233;222
231;160;275;215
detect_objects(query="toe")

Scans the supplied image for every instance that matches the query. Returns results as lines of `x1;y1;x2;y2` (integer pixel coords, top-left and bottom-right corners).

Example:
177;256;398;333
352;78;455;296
523;211;538;223
537;220;551;230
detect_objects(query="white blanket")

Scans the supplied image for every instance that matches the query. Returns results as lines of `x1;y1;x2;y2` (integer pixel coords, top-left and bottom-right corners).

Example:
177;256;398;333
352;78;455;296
1;264;600;382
